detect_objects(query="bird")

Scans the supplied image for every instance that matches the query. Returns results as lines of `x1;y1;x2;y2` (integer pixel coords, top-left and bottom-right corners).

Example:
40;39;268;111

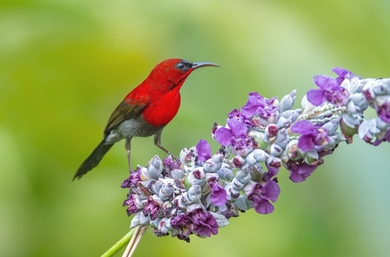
73;58;219;180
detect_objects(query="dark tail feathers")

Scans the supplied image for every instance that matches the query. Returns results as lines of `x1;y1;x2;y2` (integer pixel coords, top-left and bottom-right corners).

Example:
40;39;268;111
73;139;113;181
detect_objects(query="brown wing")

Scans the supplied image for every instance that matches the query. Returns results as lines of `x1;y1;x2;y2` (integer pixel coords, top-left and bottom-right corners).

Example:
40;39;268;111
103;99;148;136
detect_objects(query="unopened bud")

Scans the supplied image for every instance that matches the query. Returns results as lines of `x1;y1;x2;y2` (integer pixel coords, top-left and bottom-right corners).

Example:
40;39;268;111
279;90;296;112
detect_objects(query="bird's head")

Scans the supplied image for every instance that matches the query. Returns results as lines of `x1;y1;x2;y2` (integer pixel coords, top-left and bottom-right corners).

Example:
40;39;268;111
148;58;219;91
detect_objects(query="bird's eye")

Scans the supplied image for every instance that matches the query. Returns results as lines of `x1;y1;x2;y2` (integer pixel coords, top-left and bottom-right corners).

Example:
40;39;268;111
176;62;186;70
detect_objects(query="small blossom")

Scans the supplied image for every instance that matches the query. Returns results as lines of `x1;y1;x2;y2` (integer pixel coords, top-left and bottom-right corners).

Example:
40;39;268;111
163;157;181;171
358;119;380;144
123;193;145;216
241;92;279;124
221;202;239;218
196;139;212;162
123;194;138;216
373;127;390;146
332;67;359;84
170;214;192;242
377;98;390;123
208;178;227;206
214;119;253;155
227;108;251;126
121;168;141;188
285;158;318;183
143;197;162;221
291;120;330;152
247;180;280;214
263;162;280;181
190;208;218;237
307;74;350;106
215;119;247;146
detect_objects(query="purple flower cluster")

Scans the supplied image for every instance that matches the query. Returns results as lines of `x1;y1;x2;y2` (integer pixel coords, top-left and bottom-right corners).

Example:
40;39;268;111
306;67;358;106
122;67;390;242
122;136;280;242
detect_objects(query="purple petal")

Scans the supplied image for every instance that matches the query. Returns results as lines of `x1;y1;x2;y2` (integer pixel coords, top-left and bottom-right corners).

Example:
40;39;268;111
210;182;227;206
228;108;241;119
262;180;280;202
287;161;318;183
378;103;390;123
121;168;141;188
241;92;264;118
214;127;234;146
253;198;274;214
307;89;326;106
241;105;258;119
332;67;349;79
264;162;280;179
247;92;263;105
196;139;212;162
163;157;181;171
123;195;138;216
171;214;191;229
227;118;247;137
297;134;316;152
314;75;339;90
332;67;359;83
143;197;161;220
373;128;390;146
291;120;315;134
191;209;218;237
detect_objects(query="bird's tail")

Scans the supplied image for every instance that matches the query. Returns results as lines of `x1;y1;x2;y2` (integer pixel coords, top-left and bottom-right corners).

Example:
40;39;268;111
73;139;113;181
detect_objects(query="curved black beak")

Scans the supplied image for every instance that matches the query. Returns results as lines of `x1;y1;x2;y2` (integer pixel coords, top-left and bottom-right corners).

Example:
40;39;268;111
192;62;220;69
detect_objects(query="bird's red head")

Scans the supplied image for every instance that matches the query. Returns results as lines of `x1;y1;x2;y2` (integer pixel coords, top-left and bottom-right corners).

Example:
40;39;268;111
147;58;219;92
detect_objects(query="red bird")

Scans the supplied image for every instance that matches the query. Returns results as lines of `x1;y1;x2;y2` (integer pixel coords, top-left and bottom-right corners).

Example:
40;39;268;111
73;58;219;180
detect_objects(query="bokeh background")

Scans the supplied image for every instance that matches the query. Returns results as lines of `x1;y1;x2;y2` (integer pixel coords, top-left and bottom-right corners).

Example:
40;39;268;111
1;0;390;256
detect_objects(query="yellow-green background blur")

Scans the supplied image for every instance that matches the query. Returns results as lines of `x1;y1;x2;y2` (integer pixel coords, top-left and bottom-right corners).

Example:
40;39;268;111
1;1;390;256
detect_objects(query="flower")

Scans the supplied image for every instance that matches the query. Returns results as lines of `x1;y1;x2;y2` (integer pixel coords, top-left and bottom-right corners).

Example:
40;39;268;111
208;178;227;206
307;74;350;106
214;118;253;155
215;119;247;146
171;208;219;239
377;98;390;123
121;167;141;189
247;180;280;214
241;92;279;125
123;193;145;216
291;120;330;152
170;213;192;242
196;139;212;162
332;67;359;84
285;158;318;183
123;194;138;216
190;209;219;237
373;127;390;146
143;197;162;221
163;157;181;171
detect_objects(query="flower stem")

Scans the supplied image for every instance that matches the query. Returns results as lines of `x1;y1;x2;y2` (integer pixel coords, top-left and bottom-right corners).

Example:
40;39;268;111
101;228;136;257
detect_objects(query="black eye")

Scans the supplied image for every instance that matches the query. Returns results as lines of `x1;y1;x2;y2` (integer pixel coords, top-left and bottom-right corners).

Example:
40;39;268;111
176;62;186;70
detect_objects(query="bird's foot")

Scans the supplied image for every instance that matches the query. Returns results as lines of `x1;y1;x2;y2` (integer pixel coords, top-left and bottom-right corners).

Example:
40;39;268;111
129;165;142;173
166;153;181;163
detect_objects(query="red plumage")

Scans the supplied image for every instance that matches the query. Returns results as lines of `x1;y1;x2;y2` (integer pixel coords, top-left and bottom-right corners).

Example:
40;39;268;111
73;58;219;180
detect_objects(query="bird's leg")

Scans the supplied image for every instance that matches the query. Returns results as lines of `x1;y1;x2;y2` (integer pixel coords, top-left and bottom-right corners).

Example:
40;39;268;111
125;138;133;172
153;132;180;162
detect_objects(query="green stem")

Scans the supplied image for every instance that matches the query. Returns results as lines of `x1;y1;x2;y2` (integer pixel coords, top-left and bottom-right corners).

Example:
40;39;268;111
101;228;135;257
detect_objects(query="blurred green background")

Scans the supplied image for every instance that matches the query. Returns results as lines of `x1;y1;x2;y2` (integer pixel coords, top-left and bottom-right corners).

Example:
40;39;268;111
1;0;390;256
